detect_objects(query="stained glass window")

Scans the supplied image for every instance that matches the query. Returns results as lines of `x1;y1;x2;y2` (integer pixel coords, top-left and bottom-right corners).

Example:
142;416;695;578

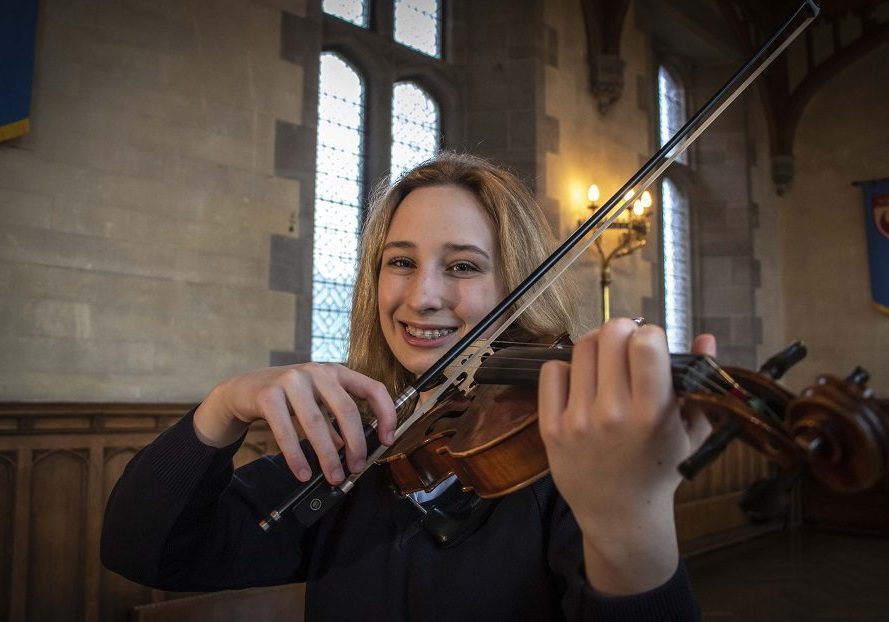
394;0;441;57
322;0;369;28
312;53;364;362
391;82;440;180
658;66;688;164
662;178;692;351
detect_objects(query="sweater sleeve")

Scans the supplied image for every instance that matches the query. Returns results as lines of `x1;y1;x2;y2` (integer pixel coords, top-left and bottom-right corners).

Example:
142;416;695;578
536;479;701;621
101;408;315;591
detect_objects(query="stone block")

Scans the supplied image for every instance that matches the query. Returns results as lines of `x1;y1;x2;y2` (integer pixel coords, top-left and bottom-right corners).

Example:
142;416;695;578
78;65;207;129
699;227;752;256
716;344;756;369
701;286;752;317
729;316;755;345
280;11;322;65
0;299;93;340
0;188;53;229
0;334;156;375
45;129;127;176
701;256;733;284
508;110;535;150
730;256;757;287
467;111;508;151
254;0;309;16
540;114;559;154
636;73;650;113
270;349;309;366
4;263;295;323
269;233;309;293
466;67;510;111
206;101;257;140
32;57;82;99
87;2;198;57
544;25;558;68
506;59;539;102
0;223;263;288
274;120;316;180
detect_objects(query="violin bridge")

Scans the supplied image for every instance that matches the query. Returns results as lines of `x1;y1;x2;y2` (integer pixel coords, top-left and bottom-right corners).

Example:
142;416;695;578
443;339;494;395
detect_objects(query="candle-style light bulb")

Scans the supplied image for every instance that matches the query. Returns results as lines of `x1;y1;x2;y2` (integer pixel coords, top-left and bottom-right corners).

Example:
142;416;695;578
587;184;600;203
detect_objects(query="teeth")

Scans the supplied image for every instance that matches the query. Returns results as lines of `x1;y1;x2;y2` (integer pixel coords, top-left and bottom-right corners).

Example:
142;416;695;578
405;325;455;339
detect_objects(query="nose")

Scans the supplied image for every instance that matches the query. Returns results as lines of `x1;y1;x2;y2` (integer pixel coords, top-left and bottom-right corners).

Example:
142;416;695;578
405;266;449;313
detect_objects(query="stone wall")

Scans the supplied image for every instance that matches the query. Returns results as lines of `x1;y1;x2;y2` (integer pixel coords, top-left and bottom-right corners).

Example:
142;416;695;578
0;0;310;401
774;45;889;395
542;0;656;334
692;70;761;369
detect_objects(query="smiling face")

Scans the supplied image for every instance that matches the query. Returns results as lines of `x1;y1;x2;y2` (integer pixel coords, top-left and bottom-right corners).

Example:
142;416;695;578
377;184;506;377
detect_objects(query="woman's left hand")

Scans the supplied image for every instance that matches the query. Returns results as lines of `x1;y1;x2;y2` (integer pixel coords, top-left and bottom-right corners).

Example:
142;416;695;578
538;318;715;595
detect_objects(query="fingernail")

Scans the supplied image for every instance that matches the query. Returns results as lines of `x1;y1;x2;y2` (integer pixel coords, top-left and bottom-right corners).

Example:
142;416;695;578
353;459;366;472
386;431;395;444
298;468;311;481
331;467;344;483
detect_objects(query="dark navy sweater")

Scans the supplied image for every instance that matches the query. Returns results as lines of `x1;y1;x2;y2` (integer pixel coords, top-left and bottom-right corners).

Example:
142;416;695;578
101;410;700;621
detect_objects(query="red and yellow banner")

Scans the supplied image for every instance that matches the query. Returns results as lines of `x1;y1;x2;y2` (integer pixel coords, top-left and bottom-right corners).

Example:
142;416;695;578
861;179;889;315
1;0;39;143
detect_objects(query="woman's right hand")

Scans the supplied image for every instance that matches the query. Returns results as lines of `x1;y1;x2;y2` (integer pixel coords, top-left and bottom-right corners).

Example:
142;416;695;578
193;364;397;485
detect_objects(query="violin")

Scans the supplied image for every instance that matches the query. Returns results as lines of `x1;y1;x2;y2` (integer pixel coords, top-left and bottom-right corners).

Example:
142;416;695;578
258;0;840;534
377;338;888;527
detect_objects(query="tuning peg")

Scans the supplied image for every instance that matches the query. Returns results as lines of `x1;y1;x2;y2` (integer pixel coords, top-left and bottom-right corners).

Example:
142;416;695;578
679;419;744;480
758;341;807;380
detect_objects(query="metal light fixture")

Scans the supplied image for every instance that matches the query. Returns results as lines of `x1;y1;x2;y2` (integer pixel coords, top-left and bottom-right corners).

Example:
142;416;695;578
581;184;653;322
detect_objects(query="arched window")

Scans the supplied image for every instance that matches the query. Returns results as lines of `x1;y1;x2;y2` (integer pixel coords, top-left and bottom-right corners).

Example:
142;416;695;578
322;0;369;28
311;53;365;362
394;0;442;57
658;64;692;351
658;66;688;165
309;4;448;362
391;81;440;180
661;177;692;350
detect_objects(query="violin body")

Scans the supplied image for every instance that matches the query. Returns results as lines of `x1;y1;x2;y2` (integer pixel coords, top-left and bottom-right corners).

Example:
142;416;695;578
378;339;889;515
379;340;566;498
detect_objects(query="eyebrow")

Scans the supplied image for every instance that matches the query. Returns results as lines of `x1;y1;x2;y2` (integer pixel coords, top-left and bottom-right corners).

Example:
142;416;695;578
382;241;492;259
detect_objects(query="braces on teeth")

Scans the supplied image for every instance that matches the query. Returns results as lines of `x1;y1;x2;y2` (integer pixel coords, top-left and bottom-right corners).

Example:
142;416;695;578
407;327;454;339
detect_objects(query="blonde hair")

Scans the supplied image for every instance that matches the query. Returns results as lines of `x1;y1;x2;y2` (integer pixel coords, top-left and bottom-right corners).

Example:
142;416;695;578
347;153;576;397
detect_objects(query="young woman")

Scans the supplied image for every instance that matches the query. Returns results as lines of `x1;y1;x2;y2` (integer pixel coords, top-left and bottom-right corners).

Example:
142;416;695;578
102;153;714;620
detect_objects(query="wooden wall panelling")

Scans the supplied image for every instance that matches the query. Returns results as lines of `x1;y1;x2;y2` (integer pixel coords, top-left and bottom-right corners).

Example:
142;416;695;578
0;453;13;622
29;449;88;621
0;402;778;620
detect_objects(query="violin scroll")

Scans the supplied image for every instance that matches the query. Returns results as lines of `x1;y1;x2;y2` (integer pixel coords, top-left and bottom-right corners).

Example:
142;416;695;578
787;368;889;493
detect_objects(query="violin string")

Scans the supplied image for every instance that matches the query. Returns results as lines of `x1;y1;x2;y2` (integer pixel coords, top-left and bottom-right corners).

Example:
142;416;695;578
474;355;781;423
478;359;731;399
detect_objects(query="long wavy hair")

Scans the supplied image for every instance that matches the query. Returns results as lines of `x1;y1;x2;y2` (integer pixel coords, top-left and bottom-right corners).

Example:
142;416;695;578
346;153;577;399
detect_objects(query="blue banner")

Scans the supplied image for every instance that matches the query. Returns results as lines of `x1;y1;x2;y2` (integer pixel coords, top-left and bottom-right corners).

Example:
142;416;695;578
861;178;889;315
0;0;40;142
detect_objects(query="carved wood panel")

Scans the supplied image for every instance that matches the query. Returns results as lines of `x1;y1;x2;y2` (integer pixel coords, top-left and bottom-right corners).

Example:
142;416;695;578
0;402;774;620
0;403;280;622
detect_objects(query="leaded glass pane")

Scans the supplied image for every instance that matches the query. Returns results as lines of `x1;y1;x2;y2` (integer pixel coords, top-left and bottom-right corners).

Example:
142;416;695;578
322;0;369;28
662;178;692;351
312;53;364;362
658;66;688;164
391;82;440;180
394;0;441;57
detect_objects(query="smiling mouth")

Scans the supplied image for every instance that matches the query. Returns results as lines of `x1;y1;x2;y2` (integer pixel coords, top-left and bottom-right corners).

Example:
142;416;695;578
402;324;457;340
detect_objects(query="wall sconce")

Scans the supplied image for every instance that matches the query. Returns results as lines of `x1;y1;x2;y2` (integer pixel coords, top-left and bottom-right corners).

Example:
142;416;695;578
580;184;653;322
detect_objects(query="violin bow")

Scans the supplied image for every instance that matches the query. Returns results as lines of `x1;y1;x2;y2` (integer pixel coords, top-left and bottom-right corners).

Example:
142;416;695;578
260;0;822;531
